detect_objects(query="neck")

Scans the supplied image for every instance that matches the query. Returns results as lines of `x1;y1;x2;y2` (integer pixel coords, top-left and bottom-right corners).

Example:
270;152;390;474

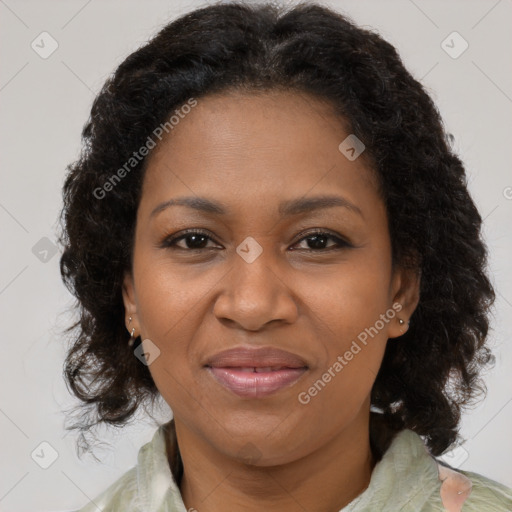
171;416;376;512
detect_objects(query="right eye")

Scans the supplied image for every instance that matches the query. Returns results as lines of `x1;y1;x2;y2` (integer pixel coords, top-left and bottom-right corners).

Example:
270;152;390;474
160;229;221;251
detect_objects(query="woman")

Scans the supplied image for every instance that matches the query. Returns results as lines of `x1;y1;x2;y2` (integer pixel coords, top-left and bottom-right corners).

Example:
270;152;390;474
59;2;512;511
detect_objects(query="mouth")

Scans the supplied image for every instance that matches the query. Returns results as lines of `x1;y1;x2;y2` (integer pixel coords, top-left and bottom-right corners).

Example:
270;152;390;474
203;345;309;398
212;366;301;372
205;365;308;398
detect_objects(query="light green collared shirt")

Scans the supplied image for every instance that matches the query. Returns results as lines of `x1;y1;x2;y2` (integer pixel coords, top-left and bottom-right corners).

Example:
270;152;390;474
76;423;512;511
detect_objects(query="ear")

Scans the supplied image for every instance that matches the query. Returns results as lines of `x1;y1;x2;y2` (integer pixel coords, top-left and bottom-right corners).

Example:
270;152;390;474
122;271;139;331
387;265;420;339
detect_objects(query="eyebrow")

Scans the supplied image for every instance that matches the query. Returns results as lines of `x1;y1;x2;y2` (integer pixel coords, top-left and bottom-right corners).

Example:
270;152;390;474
150;194;363;219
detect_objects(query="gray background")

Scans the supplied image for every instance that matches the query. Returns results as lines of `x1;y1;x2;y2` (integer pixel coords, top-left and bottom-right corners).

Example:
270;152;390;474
0;0;511;510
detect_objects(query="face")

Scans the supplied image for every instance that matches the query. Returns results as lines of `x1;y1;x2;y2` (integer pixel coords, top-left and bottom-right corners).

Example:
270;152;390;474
123;90;419;466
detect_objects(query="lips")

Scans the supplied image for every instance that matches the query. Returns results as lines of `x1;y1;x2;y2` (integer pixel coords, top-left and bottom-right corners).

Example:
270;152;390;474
204;346;308;369
204;346;308;398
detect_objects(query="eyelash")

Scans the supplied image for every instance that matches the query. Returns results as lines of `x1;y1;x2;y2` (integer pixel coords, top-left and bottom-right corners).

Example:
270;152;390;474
160;228;353;253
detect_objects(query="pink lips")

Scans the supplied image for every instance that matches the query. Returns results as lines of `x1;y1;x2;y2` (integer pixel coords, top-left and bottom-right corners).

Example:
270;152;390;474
204;346;308;398
207;367;307;398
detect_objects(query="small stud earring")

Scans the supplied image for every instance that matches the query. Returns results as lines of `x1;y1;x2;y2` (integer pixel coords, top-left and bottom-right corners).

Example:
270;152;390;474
398;318;405;325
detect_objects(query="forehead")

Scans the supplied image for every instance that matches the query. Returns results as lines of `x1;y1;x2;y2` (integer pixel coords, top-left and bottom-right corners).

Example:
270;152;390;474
138;90;379;220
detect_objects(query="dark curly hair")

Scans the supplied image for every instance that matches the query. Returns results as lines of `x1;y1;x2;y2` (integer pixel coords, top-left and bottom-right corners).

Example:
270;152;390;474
58;1;495;460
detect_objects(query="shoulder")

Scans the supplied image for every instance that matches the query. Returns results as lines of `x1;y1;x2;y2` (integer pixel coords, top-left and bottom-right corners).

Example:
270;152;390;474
74;466;141;512
426;460;512;512
457;468;512;511
73;422;183;512
367;429;512;512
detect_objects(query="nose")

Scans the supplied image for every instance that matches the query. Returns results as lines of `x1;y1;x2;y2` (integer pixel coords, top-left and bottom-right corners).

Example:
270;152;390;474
212;246;299;331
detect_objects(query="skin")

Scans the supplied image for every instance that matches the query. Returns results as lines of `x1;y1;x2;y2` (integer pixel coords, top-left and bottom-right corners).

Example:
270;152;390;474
122;90;420;512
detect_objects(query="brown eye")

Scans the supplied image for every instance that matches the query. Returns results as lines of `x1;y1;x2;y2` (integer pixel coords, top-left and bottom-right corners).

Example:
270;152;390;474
161;230;219;250
291;230;352;252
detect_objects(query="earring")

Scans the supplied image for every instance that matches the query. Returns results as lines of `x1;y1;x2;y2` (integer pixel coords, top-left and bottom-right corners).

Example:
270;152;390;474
127;316;136;347
128;327;136;347
398;318;410;331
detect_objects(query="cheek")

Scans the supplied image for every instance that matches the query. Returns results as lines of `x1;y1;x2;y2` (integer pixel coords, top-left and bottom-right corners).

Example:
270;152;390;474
131;255;223;413
294;252;393;410
133;256;213;341
302;250;394;342
296;279;391;428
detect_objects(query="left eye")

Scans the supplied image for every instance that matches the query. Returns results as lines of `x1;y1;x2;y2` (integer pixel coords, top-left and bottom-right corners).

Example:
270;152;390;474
292;231;351;251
